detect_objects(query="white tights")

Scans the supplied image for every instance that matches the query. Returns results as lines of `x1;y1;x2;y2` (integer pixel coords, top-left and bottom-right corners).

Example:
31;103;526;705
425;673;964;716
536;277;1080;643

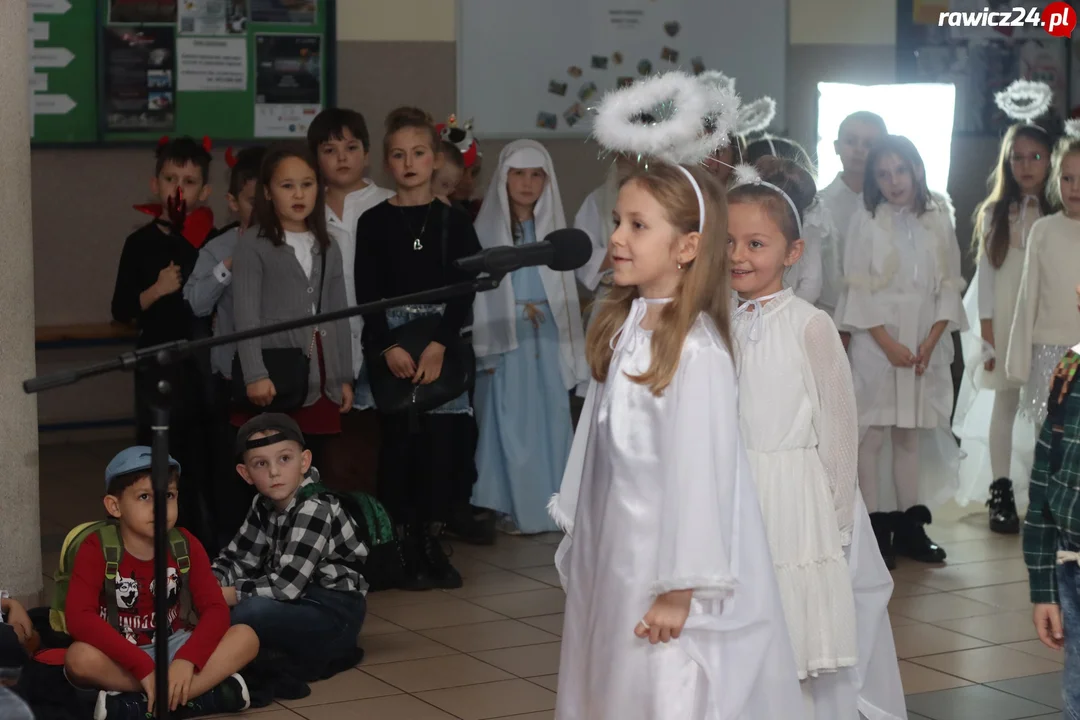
989;388;1021;481
858;426;920;513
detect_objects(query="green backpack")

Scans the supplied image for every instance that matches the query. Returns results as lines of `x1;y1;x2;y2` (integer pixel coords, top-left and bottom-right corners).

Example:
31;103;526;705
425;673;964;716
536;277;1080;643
298;484;402;591
50;521;193;635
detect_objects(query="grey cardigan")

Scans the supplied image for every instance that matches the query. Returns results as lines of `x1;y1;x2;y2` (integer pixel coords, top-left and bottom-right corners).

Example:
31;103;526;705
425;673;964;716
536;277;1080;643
232;230;353;407
183;225;239;378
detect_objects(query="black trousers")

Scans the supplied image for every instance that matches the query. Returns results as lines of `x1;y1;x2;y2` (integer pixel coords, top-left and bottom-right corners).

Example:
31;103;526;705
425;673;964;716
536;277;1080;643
377;411;477;528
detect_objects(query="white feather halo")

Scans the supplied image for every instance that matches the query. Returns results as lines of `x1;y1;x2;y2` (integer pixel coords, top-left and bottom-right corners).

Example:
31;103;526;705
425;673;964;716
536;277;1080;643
1066;118;1080;139
697;70;736;95
592;71;737;166
994;79;1053;122
736;96;777;135
732;163;761;186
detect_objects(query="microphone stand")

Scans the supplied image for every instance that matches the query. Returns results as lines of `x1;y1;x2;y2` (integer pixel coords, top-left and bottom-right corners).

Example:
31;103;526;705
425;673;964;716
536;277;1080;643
23;273;505;719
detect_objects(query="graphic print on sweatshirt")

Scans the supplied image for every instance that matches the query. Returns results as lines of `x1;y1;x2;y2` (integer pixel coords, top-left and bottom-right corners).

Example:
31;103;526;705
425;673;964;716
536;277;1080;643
99;561;184;645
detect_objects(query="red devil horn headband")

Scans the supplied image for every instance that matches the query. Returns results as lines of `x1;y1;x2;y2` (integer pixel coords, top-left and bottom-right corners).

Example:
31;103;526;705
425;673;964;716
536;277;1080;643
225;147;237;168
202;135;213;152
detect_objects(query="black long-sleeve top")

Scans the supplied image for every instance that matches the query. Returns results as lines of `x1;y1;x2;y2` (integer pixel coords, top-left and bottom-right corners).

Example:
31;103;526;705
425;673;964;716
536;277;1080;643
354;199;482;353
111;221;200;348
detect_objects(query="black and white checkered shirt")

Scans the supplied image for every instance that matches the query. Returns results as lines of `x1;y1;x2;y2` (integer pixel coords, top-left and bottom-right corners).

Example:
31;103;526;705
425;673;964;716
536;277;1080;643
212;471;368;600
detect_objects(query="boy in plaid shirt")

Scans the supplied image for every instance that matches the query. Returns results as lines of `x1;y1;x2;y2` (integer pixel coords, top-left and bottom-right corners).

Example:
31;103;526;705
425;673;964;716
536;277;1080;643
1024;337;1080;718
213;414;367;688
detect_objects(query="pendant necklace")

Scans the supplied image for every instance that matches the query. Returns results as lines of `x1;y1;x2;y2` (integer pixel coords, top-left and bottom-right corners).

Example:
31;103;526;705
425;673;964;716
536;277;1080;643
399;201;434;251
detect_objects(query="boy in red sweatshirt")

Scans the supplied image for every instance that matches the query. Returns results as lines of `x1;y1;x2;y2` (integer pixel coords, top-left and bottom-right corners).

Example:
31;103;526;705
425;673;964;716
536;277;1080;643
64;447;259;719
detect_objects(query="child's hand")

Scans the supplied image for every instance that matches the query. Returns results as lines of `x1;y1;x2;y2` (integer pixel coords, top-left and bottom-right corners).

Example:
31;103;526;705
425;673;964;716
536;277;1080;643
385;347;416;379
221;586;238;607
141;672;157;715
1033;603;1064;650
981;325;996;372
156;262;183;296
4;598;32;645
246;378;276;407
168;659;195;711
634;589;693;644
414;342;446;385
883;338;916;369
340;383;354;413
223;257;233;271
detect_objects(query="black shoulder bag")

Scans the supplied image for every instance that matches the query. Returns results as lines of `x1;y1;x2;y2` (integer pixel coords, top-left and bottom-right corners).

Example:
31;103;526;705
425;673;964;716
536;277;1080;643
366;203;476;417
231;248;327;413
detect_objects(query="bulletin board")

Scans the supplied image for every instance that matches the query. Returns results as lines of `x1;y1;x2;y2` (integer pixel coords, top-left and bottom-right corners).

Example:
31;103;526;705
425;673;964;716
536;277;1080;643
895;0;1072;136
456;0;787;139
28;0;336;146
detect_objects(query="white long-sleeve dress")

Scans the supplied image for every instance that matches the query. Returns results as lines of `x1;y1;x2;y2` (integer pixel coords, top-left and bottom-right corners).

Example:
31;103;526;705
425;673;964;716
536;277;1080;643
835;200;968;507
953;199;1041;504
549;299;805;720
732;289;906;718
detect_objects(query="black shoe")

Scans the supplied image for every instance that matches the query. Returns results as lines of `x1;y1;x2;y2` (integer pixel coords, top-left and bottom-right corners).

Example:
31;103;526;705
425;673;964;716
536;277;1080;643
893;505;947;564
93;691;150;720
398;525;436;592
177;674;251;717
444;504;497;545
869;512;896;570
424;523;464;589
987;477;1020;534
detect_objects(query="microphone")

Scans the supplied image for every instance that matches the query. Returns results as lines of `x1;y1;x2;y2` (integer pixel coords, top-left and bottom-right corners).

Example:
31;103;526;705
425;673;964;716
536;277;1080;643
454;228;593;275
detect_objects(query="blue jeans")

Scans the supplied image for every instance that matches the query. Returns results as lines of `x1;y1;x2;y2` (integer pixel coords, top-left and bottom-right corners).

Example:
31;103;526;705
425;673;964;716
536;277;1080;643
1059;560;1080;719
231;585;366;679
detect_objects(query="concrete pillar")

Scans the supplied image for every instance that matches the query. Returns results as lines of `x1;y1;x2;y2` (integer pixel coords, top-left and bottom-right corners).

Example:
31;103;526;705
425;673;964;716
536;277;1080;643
0;0;42;600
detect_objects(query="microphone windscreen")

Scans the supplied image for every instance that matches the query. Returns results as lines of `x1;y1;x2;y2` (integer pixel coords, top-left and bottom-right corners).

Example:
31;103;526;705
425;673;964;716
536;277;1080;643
545;228;594;271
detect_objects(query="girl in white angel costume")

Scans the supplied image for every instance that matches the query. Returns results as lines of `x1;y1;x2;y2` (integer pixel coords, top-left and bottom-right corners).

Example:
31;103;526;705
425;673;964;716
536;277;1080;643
728;156;906;719
548;72;805;719
953;80;1054;531
835;135;967;569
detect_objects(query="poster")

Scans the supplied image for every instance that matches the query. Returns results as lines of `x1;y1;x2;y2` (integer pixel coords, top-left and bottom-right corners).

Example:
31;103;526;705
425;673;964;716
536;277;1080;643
177;37;247;91
254;34;320;137
249;0;316;24
178;0;247;35
108;0;178;24
104;26;176;131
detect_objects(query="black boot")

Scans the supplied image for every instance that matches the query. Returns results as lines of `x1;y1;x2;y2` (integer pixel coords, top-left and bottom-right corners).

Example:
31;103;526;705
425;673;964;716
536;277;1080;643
987;477;1020;534
398;524;436;592
444;504;497;545
893;505;947;564
423;523;464;589
869;512;896;570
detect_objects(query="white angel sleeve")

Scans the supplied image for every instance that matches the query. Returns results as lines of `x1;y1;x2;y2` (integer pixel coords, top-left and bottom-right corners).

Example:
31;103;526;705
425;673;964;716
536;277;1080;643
651;341;739;600
935;216;968;331
804;200;838;312
834;210;887;332
572;192;608;291
804;312;859;546
1006;227;1040;383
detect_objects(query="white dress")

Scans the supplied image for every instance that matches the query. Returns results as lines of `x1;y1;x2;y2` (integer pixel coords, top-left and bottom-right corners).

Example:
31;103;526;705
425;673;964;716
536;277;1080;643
733;290;907;718
732;289;858;678
549;299;806;720
802;174;864;316
953;200;1040;504
835;201;967;507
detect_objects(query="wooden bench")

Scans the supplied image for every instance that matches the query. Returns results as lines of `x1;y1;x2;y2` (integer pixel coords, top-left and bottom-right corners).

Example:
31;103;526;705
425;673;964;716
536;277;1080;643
35;322;137;350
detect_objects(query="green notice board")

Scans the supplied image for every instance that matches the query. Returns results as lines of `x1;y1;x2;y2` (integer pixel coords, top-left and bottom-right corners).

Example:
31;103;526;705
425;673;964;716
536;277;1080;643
29;0;335;146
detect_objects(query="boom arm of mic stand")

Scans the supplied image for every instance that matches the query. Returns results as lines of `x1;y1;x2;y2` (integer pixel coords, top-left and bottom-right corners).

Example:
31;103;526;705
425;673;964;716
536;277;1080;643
23;273;506;395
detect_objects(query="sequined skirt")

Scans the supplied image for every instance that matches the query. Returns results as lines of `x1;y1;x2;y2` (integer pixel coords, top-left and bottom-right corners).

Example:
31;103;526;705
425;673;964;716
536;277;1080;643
1022;343;1071;425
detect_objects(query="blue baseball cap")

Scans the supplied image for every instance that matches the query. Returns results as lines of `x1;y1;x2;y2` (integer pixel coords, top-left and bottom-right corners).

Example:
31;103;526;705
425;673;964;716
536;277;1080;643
104;446;181;493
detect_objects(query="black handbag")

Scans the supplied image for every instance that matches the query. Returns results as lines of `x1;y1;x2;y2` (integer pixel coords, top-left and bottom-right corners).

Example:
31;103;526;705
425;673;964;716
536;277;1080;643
366;204;476;416
232;249;326;413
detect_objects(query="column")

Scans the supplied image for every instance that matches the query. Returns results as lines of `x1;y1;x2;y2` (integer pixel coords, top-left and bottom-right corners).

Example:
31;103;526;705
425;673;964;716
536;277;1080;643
0;0;42;601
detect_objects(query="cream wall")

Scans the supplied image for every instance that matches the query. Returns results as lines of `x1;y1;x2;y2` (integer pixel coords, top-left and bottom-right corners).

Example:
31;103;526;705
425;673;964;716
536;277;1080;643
335;0;899;45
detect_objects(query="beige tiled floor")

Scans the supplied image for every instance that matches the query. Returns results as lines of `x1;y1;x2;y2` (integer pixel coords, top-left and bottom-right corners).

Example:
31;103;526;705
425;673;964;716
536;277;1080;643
37;441;1067;719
